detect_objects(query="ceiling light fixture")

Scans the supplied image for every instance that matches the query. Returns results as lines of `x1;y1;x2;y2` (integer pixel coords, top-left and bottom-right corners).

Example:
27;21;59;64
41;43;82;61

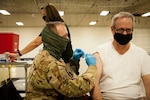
59;11;64;16
141;12;150;17
0;10;11;15
16;22;24;26
100;10;109;16
89;21;97;25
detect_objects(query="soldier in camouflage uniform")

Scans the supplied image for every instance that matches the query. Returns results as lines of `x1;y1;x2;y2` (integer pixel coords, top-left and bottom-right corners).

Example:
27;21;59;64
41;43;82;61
25;3;97;100
26;50;96;100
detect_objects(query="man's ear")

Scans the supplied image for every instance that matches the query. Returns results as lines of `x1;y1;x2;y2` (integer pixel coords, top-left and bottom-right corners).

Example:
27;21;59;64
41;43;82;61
111;26;115;34
111;26;114;31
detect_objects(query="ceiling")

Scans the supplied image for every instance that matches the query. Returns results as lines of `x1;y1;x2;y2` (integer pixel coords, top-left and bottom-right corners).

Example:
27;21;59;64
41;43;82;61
0;0;150;28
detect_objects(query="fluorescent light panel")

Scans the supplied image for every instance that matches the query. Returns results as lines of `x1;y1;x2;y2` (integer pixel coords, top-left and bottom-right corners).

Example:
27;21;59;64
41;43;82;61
16;22;24;26
100;10;109;16
141;12;150;17
59;11;64;16
89;21;96;25
0;10;11;15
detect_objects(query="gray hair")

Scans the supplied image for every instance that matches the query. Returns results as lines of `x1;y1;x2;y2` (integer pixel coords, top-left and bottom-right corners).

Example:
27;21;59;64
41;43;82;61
111;12;135;27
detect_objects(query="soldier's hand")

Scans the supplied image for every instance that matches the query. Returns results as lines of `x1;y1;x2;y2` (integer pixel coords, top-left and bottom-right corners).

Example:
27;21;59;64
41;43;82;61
72;48;84;61
85;54;96;67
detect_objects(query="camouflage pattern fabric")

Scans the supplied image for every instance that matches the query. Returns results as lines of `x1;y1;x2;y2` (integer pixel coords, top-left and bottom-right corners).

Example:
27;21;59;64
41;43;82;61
26;50;96;100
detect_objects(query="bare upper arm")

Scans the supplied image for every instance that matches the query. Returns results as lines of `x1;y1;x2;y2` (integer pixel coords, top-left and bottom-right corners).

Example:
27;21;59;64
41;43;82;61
93;52;103;84
90;52;103;100
142;74;150;98
142;74;150;90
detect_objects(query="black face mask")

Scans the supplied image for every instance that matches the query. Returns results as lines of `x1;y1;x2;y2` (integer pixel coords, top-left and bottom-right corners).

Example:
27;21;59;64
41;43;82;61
114;33;132;45
42;16;46;21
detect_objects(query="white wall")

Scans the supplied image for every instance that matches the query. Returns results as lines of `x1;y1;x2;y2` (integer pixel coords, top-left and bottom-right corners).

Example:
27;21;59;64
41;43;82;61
0;26;150;74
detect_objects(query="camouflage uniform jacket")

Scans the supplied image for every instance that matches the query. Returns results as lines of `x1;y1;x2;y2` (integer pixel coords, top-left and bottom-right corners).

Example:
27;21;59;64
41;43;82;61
26;50;96;100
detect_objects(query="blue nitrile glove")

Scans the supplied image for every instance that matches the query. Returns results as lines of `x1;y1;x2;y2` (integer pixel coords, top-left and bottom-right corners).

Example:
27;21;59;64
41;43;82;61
85;54;96;67
73;48;84;61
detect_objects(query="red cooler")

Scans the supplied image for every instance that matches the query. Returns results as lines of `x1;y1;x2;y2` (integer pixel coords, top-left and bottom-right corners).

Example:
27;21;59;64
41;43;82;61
0;32;19;54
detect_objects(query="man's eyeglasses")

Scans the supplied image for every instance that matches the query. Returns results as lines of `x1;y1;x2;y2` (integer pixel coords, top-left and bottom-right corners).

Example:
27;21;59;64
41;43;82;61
114;27;133;34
